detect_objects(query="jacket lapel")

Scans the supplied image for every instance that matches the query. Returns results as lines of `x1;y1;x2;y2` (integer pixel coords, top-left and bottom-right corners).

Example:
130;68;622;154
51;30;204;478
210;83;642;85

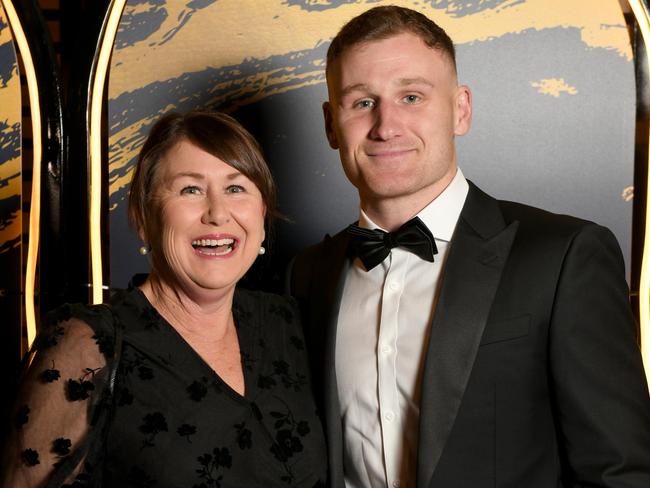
417;183;519;488
311;231;351;487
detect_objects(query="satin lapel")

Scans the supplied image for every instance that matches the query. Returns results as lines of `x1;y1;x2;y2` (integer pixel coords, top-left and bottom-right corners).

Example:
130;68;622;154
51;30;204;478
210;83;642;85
417;183;519;488
311;231;351;487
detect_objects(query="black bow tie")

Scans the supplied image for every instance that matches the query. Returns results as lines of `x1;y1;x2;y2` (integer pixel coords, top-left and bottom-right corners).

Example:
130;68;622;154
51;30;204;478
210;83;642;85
346;216;438;271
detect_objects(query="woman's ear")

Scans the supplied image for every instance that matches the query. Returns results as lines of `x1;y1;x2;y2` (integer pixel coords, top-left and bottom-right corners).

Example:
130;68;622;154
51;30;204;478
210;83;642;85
262;206;266;243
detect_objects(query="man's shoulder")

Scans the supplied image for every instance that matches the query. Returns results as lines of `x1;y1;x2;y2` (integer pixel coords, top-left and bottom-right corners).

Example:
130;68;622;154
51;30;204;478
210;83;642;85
293;226;349;263
471;182;603;235
289;227;350;298
498;198;591;228
463;182;622;257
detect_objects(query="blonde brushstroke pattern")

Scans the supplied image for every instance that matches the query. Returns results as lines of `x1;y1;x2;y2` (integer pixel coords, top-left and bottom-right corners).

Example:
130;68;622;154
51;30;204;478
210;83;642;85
109;0;630;95
0;6;21;255
531;78;578;97
108;0;630;205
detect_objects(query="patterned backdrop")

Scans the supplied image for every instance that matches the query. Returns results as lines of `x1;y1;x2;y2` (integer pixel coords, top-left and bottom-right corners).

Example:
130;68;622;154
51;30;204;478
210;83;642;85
106;0;635;288
0;4;21;306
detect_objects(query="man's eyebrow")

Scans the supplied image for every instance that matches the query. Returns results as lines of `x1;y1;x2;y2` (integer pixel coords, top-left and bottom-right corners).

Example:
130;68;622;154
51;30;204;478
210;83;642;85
339;78;434;98
397;77;435;87
339;83;370;98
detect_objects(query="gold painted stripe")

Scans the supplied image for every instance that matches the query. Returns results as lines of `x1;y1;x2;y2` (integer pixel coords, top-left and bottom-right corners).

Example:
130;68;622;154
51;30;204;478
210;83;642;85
108;0;632;98
1;0;41;351
628;0;650;389
89;0;127;304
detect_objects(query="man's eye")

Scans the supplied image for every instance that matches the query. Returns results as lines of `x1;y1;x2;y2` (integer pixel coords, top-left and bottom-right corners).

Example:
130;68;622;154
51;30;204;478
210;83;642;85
355;99;375;109
227;185;245;193
403;94;420;104
180;186;201;195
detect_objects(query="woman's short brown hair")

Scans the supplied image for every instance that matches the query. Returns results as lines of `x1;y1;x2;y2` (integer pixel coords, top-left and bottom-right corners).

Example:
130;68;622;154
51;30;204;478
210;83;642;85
128;111;277;241
326;6;456;74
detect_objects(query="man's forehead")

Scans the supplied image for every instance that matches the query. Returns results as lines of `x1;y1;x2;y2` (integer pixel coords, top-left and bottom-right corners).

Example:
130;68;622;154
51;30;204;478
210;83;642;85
331;32;450;63
329;35;453;76
337;77;436;97
326;42;455;95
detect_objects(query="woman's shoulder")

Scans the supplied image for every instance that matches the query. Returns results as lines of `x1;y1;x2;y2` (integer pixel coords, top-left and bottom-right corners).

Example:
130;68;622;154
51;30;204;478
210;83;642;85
234;288;299;320
36;301;118;359
234;289;303;341
234;288;309;368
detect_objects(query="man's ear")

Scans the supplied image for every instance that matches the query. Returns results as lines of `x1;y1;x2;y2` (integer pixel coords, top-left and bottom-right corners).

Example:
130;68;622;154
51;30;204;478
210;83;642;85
454;85;472;136
323;101;339;149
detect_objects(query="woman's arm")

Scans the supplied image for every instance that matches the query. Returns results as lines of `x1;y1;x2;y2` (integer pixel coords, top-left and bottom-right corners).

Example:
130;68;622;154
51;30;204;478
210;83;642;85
1;315;108;488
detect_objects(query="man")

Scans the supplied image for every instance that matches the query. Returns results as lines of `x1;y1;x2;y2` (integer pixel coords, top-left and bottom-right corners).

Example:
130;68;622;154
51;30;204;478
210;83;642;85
289;5;650;488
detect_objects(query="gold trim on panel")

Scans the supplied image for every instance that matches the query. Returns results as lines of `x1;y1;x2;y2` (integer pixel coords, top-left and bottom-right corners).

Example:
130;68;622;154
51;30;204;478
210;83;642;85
1;0;41;351
89;0;127;304
628;0;650;388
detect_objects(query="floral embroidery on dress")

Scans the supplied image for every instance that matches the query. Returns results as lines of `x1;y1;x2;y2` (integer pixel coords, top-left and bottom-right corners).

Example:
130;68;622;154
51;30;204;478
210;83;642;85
177;423;197;442
234;422;252;450
194;447;233;488
67;370;97;401
187;378;209;402
139;412;168;449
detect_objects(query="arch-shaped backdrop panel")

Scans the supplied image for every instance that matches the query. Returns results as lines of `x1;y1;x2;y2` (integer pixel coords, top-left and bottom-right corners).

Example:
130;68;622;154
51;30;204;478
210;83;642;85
107;0;635;290
0;2;22;378
0;4;21;285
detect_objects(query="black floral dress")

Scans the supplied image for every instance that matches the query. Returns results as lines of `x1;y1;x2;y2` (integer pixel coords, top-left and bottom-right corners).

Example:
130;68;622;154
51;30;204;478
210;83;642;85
2;277;327;487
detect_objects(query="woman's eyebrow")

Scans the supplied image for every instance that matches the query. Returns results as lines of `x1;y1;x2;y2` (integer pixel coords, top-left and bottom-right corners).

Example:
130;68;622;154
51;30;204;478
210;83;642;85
169;170;243;181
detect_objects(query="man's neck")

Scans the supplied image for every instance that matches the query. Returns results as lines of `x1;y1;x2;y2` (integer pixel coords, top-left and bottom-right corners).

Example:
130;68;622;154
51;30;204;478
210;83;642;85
360;171;457;231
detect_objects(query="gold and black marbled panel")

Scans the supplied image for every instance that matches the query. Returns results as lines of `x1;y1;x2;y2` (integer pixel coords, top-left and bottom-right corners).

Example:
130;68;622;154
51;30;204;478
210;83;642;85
0;2;22;318
106;0;635;289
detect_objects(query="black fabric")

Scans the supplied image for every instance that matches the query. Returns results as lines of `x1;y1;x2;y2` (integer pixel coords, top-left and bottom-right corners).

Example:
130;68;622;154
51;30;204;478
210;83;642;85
2;278;327;487
346;216;438;270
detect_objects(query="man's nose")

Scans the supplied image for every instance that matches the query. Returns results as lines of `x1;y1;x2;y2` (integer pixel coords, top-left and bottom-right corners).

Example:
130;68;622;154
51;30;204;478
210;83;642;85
201;193;230;226
369;101;402;140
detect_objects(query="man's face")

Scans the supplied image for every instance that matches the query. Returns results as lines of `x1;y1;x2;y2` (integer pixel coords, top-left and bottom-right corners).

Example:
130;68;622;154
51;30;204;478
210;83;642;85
324;32;472;224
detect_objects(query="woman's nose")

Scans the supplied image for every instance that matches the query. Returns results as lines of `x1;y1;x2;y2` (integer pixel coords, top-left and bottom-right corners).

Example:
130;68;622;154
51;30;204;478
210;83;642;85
201;193;230;226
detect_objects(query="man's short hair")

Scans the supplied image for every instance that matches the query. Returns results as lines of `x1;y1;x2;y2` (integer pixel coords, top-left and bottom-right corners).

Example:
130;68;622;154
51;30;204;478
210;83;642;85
326;5;456;74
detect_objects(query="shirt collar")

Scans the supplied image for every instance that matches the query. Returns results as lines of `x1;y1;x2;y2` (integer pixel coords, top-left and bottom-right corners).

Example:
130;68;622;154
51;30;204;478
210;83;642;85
358;168;469;243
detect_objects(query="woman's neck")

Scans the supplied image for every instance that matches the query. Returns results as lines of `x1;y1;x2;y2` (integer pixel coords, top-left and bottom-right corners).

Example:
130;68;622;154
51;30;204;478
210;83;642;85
139;274;236;341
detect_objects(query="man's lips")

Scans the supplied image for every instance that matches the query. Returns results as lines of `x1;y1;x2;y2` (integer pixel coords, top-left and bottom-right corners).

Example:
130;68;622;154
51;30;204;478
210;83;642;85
365;148;416;159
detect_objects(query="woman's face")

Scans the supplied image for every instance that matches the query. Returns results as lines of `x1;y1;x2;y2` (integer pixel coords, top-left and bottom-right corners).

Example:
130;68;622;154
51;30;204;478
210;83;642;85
150;139;265;299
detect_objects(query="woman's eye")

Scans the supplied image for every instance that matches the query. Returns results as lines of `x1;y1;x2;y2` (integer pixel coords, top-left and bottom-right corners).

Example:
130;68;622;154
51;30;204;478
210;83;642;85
403;94;420;104
227;185;245;193
180;186;201;195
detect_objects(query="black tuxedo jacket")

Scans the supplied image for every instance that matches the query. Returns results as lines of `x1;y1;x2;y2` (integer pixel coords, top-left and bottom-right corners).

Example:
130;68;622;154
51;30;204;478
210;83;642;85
290;182;650;487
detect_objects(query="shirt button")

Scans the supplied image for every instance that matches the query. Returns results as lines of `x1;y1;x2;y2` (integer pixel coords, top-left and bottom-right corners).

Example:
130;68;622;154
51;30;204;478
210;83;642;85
388;281;400;291
384;411;395;422
380;344;392;355
393;481;401;488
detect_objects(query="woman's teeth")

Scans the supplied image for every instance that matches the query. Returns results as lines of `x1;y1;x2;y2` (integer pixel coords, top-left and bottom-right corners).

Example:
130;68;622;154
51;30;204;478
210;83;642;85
192;238;235;255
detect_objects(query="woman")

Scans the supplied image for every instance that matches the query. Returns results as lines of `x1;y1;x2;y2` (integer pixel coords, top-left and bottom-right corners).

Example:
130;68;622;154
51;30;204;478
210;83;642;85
1;111;327;487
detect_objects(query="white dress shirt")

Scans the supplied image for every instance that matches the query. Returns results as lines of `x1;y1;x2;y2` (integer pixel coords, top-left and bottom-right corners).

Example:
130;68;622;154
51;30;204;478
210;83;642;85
336;169;469;488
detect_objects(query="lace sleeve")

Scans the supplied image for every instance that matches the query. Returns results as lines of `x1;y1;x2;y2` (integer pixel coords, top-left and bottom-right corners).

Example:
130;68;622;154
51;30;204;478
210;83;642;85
1;304;116;488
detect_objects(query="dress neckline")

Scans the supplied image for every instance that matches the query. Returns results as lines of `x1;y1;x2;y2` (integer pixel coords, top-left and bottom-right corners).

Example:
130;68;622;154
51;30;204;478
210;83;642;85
116;280;259;405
